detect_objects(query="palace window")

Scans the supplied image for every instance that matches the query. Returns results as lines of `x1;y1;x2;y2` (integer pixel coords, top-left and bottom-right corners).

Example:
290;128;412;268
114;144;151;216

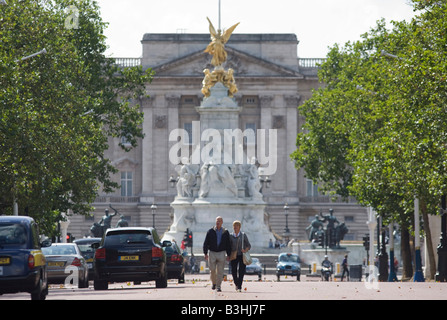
244;122;256;145
243;96;259;107
183;122;193;145
121;171;133;197
306;179;319;197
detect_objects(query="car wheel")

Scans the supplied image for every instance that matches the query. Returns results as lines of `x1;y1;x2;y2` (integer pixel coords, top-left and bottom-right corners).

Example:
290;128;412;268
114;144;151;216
79;272;89;288
178;273;185;284
94;279;108;290
31;277;47;300
156;267;168;288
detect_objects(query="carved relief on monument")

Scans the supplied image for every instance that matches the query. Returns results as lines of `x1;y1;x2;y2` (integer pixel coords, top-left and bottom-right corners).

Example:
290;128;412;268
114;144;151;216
260;95;273;108
284;94;302;108
154;115;167;129
272;115;285;129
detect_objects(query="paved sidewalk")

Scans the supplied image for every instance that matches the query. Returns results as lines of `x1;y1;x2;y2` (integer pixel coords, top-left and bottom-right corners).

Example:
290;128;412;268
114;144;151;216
181;274;447;300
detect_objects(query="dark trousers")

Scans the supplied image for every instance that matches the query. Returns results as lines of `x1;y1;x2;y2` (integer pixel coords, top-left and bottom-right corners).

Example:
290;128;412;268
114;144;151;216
341;266;349;281
231;255;246;289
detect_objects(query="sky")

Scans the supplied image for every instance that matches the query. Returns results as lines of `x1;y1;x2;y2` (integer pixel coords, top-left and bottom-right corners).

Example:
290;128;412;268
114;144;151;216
95;0;417;59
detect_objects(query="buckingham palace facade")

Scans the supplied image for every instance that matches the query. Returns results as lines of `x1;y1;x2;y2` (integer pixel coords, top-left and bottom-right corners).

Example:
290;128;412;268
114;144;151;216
67;33;369;243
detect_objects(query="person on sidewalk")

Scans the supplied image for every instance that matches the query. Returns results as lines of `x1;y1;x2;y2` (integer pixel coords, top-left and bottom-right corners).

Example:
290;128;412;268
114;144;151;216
203;216;231;292
341;254;350;281
229;220;251;292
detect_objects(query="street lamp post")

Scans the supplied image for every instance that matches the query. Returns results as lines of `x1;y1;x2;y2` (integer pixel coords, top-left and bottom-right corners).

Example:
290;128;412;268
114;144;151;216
367;207;377;268
283;203;290;242
261;176;271;189
168;175;177;188
414;197;425;282
436;195;447;281
259;175;271;196
151;202;157;229
378;221;388;282
388;222;398;281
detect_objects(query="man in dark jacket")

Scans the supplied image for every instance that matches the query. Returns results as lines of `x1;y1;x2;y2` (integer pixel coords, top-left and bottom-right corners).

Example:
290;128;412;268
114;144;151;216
203;216;231;292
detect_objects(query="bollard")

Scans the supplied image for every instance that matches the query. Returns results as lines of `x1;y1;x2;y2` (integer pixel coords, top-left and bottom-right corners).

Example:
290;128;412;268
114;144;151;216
200;261;206;274
336;262;341;275
312;262;317;274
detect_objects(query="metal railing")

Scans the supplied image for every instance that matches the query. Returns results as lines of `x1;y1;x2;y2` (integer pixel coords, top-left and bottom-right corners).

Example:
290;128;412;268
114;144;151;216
94;196;140;203
298;58;326;68
113;57;142;68
110;57;325;69
300;195;357;204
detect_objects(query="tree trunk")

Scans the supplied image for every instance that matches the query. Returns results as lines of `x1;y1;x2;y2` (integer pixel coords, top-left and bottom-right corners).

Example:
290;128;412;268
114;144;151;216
420;198;436;280
401;227;413;279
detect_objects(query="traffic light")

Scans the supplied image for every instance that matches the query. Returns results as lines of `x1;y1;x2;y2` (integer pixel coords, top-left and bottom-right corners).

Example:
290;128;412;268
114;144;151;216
183;229;193;247
316;232;325;247
363;234;370;251
188;231;193;247
66;233;74;243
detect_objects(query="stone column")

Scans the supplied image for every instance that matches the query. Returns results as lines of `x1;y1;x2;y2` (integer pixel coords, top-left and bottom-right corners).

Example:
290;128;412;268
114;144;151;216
141;96;155;196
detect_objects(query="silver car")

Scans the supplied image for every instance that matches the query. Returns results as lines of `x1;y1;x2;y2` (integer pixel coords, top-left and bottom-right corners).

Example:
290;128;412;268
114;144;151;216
41;243;89;288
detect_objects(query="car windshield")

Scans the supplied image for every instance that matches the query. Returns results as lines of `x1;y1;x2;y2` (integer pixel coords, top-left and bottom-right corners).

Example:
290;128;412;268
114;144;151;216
279;254;300;263
0;223;28;247
76;243;96;255
104;230;152;246
164;246;176;253
42;245;77;255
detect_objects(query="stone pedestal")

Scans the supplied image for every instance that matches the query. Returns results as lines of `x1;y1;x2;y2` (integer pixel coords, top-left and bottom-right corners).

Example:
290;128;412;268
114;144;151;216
163;196;275;253
300;247;350;268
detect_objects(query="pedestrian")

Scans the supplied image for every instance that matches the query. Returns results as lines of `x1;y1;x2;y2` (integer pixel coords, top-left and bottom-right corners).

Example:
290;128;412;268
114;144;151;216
229;220;251;292
394;256;399;273
203;216;231;292
341;254;349;281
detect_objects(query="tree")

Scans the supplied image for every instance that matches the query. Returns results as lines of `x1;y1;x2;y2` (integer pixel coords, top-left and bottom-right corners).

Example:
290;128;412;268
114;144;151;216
0;0;153;235
291;0;447;279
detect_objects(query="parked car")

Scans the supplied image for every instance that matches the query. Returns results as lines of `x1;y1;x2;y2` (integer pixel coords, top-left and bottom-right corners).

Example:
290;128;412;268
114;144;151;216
162;240;185;283
42;243;89;288
0;216;51;300
93;227;167;290
245;257;263;280
74;237;101;280
276;252;301;281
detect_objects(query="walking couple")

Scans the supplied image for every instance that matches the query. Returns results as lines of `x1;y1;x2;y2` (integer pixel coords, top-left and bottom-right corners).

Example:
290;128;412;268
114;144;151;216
203;216;251;292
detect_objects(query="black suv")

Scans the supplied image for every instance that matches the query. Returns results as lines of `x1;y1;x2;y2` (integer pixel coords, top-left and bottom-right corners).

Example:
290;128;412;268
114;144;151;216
93;227;167;290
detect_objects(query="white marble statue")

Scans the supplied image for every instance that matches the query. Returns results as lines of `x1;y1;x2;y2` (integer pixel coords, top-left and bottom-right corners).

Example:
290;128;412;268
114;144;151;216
175;158;199;198
198;161;238;198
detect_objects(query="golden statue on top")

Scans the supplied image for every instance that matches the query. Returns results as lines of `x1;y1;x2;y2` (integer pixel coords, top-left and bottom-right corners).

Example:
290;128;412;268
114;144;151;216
202;67;238;98
204;17;240;67
202;17;240;98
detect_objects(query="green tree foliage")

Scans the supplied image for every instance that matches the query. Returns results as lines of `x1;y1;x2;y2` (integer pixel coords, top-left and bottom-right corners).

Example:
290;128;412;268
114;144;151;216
291;0;447;278
0;0;153;234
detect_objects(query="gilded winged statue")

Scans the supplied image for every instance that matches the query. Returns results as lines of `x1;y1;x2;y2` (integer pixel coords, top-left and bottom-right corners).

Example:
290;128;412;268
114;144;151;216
204;17;240;67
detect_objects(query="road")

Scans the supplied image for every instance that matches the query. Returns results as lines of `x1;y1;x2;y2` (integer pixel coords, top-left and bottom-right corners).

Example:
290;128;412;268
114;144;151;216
1;274;447;301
